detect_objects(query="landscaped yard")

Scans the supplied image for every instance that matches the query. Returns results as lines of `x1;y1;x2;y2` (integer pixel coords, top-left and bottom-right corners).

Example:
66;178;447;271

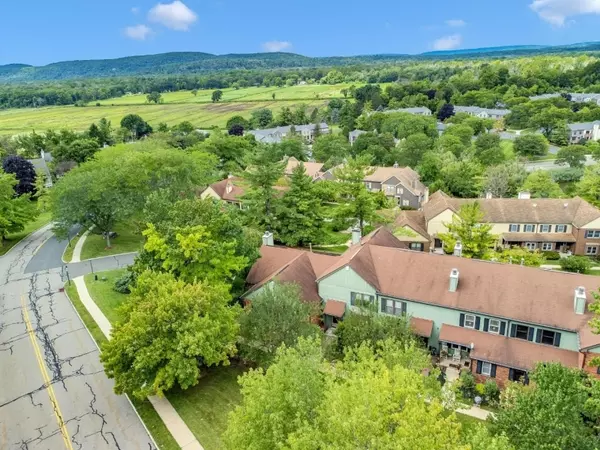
0;211;51;256
84;269;128;323
80;223;144;260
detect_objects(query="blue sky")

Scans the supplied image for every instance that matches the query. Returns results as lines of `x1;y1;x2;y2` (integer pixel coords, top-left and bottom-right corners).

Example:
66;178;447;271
2;0;600;65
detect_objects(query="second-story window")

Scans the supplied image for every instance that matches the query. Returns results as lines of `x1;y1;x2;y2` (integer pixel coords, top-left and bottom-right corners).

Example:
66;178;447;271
540;224;551;233
513;324;533;341
555;225;567;233
382;298;406;316
489;319;500;334
509;224;520;232
464;314;476;329
524;224;536;233
351;292;374;307
586;230;600;238
536;328;562;347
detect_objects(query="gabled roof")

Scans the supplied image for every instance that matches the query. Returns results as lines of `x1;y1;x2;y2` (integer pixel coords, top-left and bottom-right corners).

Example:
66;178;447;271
364;166;427;196
360;227;408;249
384;107;432;115
284;157;324;179
439;324;579;371
454;106;510;116
567;121;600;131
392;210;430;240
206;176;246;203
423;191;600;227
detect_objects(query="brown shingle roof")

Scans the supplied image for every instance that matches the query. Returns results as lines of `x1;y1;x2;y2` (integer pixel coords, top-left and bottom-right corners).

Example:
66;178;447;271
360;227;408;249
284;157;324;179
321;244;600;333
424;192;600;227
364;166;427;196
208;176;246;203
439;324;580;371
411;317;434;338
502;233;576;243
392;210;430;240
324;300;347;318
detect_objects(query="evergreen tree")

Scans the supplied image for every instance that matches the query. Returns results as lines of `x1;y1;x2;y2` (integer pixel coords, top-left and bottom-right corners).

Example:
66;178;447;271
439;202;497;258
276;164;324;246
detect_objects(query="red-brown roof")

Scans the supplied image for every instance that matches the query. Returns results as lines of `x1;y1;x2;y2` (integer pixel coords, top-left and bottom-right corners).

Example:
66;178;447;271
324;300;347;318
284;157;324;179
439;324;580;371
360;227;408;249
319;244;600;333
207;176;246;203
410;317;434;338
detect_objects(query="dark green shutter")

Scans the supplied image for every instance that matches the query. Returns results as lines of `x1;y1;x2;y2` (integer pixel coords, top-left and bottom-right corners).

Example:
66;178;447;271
527;327;534;341
459;313;465;327
510;324;516;337
500;321;506;336
553;332;561;347
401;302;407;315
350;292;356;306
490;364;497;378
475;317;481;330
483;318;489;332
509;368;514;381
535;329;542;343
380;298;386;313
476;361;483;374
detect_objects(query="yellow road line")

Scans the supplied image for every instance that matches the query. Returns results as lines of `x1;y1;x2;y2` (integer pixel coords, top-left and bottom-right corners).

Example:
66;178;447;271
21;295;74;450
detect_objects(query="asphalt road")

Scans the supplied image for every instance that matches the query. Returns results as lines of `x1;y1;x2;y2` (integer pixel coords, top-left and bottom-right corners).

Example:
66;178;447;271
524;155;596;172
0;225;154;449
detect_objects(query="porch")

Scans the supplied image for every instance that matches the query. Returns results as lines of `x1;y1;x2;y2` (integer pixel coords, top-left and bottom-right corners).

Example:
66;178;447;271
501;233;576;253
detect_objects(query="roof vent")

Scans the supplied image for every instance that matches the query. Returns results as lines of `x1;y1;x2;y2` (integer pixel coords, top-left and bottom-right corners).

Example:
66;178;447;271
352;227;362;246
393;161;399;168
518;191;531;200
485;191;493;199
449;269;459;293
564;202;569;208
574;286;587;315
453;241;463;257
262;231;274;247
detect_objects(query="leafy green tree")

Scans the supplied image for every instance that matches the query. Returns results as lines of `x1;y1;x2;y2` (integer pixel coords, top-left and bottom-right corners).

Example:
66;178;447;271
0;171;38;245
577;164;600;206
513;134;549;157
556;145;587;168
559;256;592;273
483;162;528;198
101;272;240;399
194;131;253;172
88;118;113;146
397;133;433;167
550;122;570;147
239;282;320;365
439;158;484;198
520;171;562;198
120;114;153;139
488;247;544;267
312;134;351;167
439;202;497;258
444;124;475;147
491;363;599;450
437;134;467;158
2;155;37;196
250;108;273;128
272;138;307;161
243;148;285;230
191;89;198;96
531;107;571;139
276;164;324;246
226;115;250;131
437;103;455;121
146;91;163;104
212;89;223;102
52;138;100;164
474;133;504;166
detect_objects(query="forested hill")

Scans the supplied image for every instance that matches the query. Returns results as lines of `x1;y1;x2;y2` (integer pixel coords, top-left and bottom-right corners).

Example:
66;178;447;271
2;41;600;83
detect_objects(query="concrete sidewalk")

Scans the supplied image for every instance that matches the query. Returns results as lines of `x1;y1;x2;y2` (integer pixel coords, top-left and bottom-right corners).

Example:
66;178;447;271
72;275;204;450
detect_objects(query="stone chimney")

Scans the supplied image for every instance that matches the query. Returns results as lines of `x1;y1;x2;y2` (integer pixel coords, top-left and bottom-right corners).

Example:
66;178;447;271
352;227;362;246
453;241;463;257
518;191;531;200
574;286;587;315
485;191;493;199
449;268;459;292
262;231;274;247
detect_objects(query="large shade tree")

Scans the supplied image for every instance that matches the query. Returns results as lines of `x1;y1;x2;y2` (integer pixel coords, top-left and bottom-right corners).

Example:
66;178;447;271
0;171;38;245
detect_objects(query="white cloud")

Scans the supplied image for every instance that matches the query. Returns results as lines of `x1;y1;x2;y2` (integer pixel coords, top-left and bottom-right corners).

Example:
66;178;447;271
131;6;140;14
446;19;466;27
124;24;153;40
262;41;292;52
432;34;462;51
148;1;197;31
530;0;600;26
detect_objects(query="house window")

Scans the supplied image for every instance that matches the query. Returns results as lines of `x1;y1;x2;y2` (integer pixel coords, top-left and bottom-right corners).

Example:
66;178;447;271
540;329;557;346
541;243;553;251
586;246;599;255
402;199;410;207
539;225;551;233
365;182;372;189
385;185;394;194
481;362;492;376
555;225;567;233
383;298;406;316
409;243;423;251
524;224;536;233
509;224;520;232
586;230;600;238
514;324;531;340
525;242;537;250
397;187;403;195
351;292;375;307
489;319;501;334
464;314;476;329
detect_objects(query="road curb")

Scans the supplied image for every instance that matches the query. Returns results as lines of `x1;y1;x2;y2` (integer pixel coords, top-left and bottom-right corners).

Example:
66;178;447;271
0;223;53;259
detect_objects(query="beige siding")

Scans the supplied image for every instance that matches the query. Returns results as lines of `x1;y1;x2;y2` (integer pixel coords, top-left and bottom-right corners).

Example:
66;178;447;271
200;187;221;201
426;209;455;236
582;217;600;229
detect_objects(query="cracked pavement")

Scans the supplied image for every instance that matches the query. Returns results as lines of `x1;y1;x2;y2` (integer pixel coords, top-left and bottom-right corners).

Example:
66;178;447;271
0;225;155;449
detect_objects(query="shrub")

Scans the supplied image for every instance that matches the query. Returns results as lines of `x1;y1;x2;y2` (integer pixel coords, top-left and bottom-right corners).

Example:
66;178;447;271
459;370;476;399
475;383;485;396
550;167;584;183
114;271;136;294
483;379;500;405
559;256;592;273
542;250;560;260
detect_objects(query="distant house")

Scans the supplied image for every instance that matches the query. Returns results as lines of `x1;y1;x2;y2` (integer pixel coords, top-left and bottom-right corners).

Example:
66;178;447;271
567;121;600;144
529;93;600;105
284;157;325;180
349;129;367;145
382;107;432;116
436;122;447;136
200;175;246;208
247;123;329;144
453;106;510;120
385;209;431;252
29;150;53;187
363;166;429;209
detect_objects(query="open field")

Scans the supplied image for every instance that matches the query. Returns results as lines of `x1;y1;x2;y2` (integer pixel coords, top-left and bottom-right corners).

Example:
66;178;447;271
97;84;358;106
0;99;328;135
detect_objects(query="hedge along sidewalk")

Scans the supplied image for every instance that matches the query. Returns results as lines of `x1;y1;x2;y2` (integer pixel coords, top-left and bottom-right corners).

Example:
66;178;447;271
72;276;204;450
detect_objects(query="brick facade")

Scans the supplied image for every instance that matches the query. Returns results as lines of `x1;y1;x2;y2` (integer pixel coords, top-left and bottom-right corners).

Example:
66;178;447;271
580;352;600;379
470;360;511;388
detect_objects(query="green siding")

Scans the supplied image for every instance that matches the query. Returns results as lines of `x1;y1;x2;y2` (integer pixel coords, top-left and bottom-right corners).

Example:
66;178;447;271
318;267;376;305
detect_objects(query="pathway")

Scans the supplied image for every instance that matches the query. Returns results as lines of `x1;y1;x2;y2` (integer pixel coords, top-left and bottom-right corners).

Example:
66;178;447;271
72;275;204;450
71;229;91;263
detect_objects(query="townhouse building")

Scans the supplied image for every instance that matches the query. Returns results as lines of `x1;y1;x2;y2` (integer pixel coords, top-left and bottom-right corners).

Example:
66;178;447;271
453;106;510;120
394;191;600;256
567;121;600;144
363;166;429;209
244;228;600;387
383;107;433;116
247;123;329;144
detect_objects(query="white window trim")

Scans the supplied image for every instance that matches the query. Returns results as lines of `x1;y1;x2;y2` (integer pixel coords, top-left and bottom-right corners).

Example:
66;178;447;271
464;314;476;329
541;242;553;251
524;224;536;233
481;362;492;376
509;224;519;232
489;319;501;334
540;225;551;233
555;225;567;233
586;245;599;255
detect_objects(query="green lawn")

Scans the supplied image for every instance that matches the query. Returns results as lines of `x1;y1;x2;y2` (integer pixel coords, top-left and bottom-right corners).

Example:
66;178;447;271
80;223;144;260
62;230;83;263
84;269;128;324
455;412;487;433
167;365;246;450
0;211;51;256
64;280;179;450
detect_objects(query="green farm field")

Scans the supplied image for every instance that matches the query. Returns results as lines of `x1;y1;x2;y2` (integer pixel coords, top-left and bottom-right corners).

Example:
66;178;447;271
0;99;328;135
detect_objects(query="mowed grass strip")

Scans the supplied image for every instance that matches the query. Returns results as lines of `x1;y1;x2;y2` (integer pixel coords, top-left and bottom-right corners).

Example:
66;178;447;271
0;100;327;134
80;223;144;260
